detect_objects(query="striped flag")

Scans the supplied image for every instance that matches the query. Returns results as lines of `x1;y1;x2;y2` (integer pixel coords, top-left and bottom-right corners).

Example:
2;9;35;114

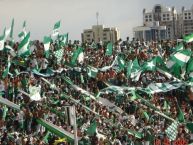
183;33;193;43
18;32;31;57
60;33;68;46
71;47;83;65
18;21;27;39
52;21;60;37
142;58;156;71
43;36;51;58
171;49;192;67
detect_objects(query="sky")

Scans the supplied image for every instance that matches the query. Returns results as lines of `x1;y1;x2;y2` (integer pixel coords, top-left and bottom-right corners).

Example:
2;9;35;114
0;0;193;41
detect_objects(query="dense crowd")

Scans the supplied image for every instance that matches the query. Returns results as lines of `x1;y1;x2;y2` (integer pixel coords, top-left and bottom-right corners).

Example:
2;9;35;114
0;36;193;145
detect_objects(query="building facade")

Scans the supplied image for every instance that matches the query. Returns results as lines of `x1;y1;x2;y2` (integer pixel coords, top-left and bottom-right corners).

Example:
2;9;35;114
81;25;120;44
133;4;185;41
180;5;193;35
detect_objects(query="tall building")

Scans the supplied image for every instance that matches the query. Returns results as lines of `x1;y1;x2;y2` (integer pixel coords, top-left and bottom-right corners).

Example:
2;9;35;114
180;5;193;35
81;25;120;44
133;4;179;41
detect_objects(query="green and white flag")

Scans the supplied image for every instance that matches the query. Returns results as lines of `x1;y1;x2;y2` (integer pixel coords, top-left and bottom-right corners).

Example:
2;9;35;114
87;66;98;78
54;48;64;63
165;121;179;141
187;58;193;74
174;43;184;52
183;33;193;43
87;119;97;136
171;49;192;67
5;27;11;40
146;82;183;94
29;85;41;101
52;21;60;37
60;33;68;46
2;56;11;79
117;55;125;70
105;42;113;56
0;29;5;51
142;58;156;71
43;36;51;57
10;18;14;39
18;21;27;39
71;47;83;65
130;58;142;81
18;32;30;57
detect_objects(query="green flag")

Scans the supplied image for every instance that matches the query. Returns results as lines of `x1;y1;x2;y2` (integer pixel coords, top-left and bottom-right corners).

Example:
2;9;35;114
2;56;11;79
18;32;30;57
87;120;97;136
87;66;98;78
43;36;51;58
117;55;125;70
105;42;113;56
18;21;27;39
171;49;192;67
186;122;193;133
60;33;68;46
71;47;83;65
10;18;14;38
52;21;60;37
183;33;193;43
142;58;156;71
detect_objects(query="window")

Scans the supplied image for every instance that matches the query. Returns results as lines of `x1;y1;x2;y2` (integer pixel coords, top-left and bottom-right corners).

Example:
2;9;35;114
189;17;192;19
146;19;148;22
167;14;169;17
163;18;166;21
103;33;107;36
189;13;191;16
167;18;170;21
149;19;152;21
145;15;148;18
149;15;152;18
185;17;187;19
86;34;90;37
163;14;166;17
185;13;187;16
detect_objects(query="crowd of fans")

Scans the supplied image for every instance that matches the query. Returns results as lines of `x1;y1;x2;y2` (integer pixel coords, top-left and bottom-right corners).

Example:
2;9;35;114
0;36;193;145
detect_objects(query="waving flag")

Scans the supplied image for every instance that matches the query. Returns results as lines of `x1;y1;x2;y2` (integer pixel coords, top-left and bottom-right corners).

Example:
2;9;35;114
18;32;30;57
43;36;51;57
18;21;27;39
105;42;113;56
183;33;193;43
52;21;60;37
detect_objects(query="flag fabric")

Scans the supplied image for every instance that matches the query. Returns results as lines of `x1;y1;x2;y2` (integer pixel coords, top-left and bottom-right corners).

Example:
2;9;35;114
29;85;41;101
52;21;60;37
0;28;6;51
71;47;83;65
60;33;68;46
186;122;193;133
146;82;183;94
105;42;113;56
171;49;192;67
183;33;193;43
174;43;184;52
187;58;193;74
142;58;156;71
43;36;51;57
130;58;142;81
5;27;11;40
165;121;179;141
2;56;11;79
117;55;125;70
10;18;14;38
77;51;84;64
54;48;64;63
18;21;27;39
87;66;98;78
87;119;97;136
18;32;30;57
